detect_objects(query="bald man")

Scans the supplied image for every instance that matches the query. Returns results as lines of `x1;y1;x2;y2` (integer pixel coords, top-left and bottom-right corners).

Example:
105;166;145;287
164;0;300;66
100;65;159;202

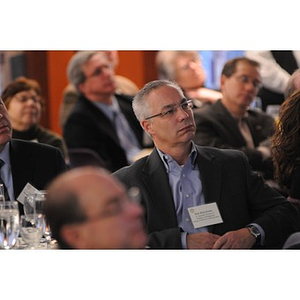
44;167;147;249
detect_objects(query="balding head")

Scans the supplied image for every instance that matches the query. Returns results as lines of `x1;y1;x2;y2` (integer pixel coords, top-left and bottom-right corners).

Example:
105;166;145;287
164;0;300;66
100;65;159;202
44;167;147;249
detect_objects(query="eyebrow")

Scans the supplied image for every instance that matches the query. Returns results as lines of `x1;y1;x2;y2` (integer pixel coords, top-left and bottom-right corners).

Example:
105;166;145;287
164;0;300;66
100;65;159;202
160;98;186;110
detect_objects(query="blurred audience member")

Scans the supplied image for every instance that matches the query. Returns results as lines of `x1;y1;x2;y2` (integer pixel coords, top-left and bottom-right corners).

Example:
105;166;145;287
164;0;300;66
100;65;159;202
0;97;67;214
245;51;300;112
193;57;276;184
271;89;300;204
63;51;149;172
1;77;68;159
60;51;139;126
44;166;147;249
156;51;222;106
113;79;298;249
284;69;300;99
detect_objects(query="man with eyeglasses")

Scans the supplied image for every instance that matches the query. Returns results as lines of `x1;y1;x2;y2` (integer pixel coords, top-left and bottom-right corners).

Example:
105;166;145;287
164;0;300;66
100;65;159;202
193;57;277;185
43;166;148;249
113;79;299;249
63;51;150;172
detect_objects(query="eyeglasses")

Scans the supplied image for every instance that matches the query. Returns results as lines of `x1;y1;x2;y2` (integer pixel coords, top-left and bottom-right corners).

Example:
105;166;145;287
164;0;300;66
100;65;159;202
145;99;194;120
234;75;262;89
85;64;114;80
13;95;42;104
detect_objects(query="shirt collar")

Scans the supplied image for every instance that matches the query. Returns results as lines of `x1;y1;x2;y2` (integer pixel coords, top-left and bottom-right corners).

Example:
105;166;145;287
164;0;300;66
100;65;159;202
92;96;119;120
157;141;198;173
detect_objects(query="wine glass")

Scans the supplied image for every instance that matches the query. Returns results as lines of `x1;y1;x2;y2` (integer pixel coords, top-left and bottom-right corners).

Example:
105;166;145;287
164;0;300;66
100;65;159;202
34;191;52;247
20;214;44;249
0;201;20;249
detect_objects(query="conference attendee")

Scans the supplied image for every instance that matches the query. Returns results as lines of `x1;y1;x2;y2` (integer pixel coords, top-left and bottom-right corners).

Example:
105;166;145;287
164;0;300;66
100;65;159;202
63;51;149;172
193;57;276;183
271;90;300;204
60;51;139;127
245;50;300;111
1;77;68;159
113;79;298;249
156;51;222;107
0;97;67;214
43;166;148;249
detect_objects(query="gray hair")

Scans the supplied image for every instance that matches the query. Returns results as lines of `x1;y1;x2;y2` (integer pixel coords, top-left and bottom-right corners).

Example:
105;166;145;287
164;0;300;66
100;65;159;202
67;51;101;90
155;51;201;80
132;79;184;121
284;69;300;99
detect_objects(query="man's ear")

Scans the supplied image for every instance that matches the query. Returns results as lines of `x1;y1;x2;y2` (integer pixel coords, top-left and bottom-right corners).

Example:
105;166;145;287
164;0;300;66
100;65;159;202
60;224;86;249
141;120;154;136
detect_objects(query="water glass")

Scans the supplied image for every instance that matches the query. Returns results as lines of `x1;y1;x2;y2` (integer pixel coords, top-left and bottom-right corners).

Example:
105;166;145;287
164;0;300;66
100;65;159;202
20;215;44;249
0;201;20;249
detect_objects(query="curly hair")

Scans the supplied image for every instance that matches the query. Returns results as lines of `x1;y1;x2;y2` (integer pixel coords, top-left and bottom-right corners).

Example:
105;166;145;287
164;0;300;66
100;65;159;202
271;90;300;188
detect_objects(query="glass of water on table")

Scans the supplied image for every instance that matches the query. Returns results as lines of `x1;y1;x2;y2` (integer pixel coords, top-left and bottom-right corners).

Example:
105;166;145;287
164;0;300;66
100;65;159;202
0;201;20;250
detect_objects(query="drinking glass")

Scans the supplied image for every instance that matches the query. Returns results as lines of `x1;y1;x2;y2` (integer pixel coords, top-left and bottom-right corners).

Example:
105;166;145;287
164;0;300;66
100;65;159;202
0;201;20;249
34;191;53;247
23;194;35;222
20;214;44;249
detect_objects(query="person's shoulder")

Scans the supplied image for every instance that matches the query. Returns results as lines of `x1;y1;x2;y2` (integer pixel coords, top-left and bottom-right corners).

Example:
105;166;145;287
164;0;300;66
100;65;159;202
11;139;60;154
113;155;148;177
196;145;247;160
115;93;134;103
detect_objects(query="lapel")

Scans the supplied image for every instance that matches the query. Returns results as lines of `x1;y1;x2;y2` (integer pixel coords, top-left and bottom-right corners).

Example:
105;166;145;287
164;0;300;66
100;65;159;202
195;145;222;205
141;149;178;227
9;140;35;199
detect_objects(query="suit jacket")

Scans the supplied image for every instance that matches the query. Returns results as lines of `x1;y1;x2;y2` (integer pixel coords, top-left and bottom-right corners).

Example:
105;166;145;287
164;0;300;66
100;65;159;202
193;100;275;179
63;94;144;172
113;146;299;249
9;139;67;214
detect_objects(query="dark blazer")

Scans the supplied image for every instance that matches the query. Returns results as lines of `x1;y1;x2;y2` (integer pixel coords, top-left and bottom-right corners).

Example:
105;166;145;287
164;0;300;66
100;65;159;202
113;146;299;249
193;100;275;179
9;139;67;214
63;94;144;172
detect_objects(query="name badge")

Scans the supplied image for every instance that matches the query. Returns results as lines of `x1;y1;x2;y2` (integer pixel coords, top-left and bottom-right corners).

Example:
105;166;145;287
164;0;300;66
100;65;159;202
17;182;40;205
188;202;223;229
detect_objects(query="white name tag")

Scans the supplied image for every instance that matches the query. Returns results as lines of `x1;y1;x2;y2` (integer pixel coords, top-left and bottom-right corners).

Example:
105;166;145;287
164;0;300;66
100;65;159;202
188;202;223;229
17;182;40;205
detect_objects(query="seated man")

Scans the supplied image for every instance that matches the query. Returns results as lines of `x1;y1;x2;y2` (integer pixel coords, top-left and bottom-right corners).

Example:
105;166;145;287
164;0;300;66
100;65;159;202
0;97;67;214
43;166;148;249
193;57;276;181
63;51;150;172
113;79;299;249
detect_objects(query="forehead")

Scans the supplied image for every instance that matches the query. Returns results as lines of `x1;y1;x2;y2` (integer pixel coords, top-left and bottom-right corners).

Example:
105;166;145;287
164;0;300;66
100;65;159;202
82;54;108;72
148;85;183;103
234;61;261;78
75;173;124;213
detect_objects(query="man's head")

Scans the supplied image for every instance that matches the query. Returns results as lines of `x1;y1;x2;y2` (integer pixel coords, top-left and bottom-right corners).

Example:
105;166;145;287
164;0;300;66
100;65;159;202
44;167;147;249
220;57;262;114
156;51;206;90
133;80;195;152
67;51;116;102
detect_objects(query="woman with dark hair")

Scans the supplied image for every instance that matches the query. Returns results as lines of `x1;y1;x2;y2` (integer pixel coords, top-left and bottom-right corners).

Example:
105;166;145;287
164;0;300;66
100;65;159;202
271;89;300;201
1;77;68;159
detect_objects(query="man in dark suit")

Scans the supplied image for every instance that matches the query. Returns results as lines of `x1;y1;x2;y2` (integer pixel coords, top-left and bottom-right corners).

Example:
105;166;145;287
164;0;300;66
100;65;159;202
63;51;148;173
193;57;275;181
113;79;299;249
0;98;67;214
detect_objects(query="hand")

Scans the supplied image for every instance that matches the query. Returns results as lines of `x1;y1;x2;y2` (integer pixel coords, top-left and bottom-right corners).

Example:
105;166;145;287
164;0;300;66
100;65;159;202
187;232;221;249
212;228;256;249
